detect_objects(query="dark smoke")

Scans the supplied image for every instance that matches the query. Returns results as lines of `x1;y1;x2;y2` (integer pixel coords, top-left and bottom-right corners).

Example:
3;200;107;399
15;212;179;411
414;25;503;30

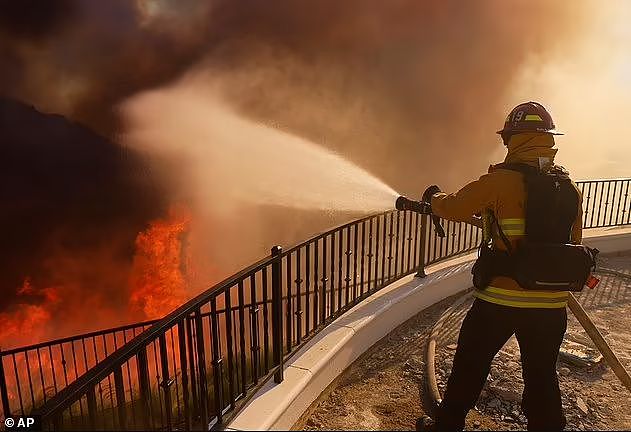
0;1;591;342
0;0;215;135
198;1;589;193
0;97;166;324
0;0;75;39
1;1;589;187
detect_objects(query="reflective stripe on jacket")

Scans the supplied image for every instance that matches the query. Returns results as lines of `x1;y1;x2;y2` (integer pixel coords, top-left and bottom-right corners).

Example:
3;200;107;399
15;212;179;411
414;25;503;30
431;133;583;308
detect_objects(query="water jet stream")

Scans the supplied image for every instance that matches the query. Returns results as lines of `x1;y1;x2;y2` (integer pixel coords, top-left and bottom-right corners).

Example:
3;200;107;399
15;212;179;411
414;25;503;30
122;80;399;215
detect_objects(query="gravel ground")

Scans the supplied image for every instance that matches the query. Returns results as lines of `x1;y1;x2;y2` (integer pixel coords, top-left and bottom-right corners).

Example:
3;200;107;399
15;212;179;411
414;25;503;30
293;294;461;431
295;252;631;431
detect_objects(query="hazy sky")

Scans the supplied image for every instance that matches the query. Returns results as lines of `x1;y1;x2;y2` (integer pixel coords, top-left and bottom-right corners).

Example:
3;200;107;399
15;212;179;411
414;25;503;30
500;1;631;180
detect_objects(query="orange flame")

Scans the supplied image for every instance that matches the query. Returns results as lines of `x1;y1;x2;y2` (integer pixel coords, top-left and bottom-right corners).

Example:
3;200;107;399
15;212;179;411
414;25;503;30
129;206;192;319
0;278;60;348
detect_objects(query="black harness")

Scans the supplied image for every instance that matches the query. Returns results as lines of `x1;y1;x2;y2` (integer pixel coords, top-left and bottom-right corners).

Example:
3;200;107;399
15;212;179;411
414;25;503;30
471;163;598;292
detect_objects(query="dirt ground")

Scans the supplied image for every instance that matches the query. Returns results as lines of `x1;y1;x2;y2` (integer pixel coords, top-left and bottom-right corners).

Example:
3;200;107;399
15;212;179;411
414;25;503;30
293;294;459;431
294;252;631;431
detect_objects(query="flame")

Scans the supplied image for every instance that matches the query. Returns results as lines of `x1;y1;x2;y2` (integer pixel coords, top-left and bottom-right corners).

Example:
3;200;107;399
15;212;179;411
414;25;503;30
0;207;195;415
0;278;60;349
129;206;192;319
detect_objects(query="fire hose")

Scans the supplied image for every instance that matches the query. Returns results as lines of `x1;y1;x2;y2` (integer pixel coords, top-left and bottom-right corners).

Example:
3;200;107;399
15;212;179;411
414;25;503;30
424;292;631;421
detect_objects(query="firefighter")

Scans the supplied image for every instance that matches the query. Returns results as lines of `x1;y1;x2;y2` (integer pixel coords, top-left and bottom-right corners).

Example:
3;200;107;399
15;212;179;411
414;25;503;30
421;102;583;431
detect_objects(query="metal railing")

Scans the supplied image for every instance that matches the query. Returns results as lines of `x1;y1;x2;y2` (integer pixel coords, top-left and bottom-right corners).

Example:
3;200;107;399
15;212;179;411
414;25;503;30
0;321;157;422
3;177;629;430
577;178;631;228
26;210;480;431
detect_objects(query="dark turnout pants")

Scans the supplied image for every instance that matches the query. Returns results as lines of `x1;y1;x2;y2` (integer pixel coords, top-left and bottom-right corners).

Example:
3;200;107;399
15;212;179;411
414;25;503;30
435;298;567;431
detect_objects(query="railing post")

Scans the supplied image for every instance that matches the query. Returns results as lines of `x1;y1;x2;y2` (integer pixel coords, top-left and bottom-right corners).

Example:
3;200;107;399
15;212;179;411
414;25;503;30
0;356;11;420
137;346;152;430
271;246;284;384
113;366;127;430
416;214;428;278
158;334;173;431
185;316;199;421
86;385;98;430
177;320;192;431
209;297;225;426
193;309;209;429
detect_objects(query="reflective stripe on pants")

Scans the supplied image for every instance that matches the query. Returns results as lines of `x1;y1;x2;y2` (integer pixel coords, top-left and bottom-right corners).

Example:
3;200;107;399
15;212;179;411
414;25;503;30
474;286;568;308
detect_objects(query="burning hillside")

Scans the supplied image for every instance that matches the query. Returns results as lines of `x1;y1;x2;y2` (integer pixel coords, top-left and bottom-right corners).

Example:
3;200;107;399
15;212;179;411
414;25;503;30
0;98;189;349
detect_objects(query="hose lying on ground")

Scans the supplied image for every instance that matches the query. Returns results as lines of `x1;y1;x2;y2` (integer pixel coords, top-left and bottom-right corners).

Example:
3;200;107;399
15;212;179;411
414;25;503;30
424;287;631;419
425;291;473;412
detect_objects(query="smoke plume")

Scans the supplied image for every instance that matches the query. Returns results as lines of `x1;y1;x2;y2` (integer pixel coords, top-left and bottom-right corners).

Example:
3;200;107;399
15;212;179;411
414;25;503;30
3;1;598;192
2;1;609;345
3;2;590;187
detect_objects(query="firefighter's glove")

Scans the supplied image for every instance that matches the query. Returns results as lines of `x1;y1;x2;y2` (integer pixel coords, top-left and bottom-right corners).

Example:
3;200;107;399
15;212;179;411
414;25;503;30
421;185;445;237
421;185;442;210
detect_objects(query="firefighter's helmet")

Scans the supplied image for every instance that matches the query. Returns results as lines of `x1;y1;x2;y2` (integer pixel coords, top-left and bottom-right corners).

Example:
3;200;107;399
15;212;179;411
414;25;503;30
497;102;563;137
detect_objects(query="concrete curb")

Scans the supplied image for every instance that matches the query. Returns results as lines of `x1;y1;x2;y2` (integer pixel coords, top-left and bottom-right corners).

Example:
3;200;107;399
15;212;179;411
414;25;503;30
227;226;631;431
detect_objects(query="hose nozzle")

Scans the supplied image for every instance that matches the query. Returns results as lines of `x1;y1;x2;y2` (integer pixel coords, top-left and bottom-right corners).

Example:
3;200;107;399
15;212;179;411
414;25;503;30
395;196;445;238
395;196;431;214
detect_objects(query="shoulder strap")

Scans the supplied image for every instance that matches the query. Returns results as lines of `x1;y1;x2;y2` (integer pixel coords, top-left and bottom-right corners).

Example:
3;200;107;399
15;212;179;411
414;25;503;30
490;211;513;254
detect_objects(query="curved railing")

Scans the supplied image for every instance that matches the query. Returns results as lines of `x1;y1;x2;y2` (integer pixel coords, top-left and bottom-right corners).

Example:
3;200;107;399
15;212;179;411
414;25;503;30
0;321;157;423
576;179;630;228
9;178;631;430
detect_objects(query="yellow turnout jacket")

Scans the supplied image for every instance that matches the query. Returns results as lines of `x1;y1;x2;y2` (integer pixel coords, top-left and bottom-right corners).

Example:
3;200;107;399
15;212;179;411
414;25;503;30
431;133;583;308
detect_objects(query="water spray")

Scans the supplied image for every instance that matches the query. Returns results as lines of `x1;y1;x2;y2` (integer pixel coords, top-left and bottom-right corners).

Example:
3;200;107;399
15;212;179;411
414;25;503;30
123;87;398;214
